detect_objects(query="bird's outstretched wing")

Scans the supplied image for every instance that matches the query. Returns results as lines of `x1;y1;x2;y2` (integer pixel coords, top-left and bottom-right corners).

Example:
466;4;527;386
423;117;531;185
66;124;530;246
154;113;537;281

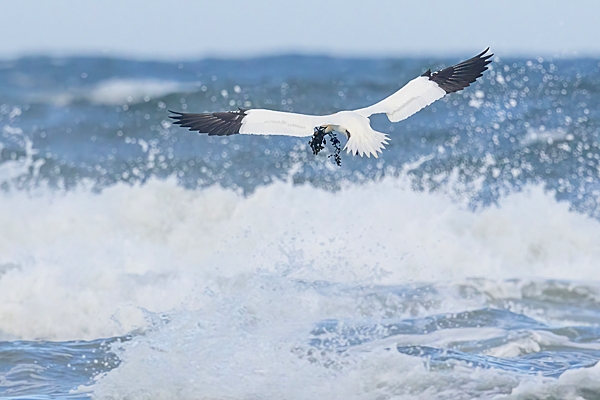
356;48;493;122
169;109;329;137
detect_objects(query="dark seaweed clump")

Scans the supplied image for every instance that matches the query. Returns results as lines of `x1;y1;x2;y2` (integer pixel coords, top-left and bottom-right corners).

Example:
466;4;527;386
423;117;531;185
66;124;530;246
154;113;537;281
309;127;342;166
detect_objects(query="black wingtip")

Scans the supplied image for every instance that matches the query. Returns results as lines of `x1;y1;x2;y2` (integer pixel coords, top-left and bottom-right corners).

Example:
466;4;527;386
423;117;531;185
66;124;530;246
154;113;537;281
168;109;247;136
427;48;493;94
478;47;491;57
478;48;494;66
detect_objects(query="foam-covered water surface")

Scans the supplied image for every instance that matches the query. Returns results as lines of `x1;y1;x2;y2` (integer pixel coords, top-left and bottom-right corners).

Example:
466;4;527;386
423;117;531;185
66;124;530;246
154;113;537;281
1;55;600;399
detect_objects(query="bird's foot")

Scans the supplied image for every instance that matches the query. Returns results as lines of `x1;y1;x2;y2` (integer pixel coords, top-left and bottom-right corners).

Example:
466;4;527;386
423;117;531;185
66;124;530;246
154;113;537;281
309;127;342;166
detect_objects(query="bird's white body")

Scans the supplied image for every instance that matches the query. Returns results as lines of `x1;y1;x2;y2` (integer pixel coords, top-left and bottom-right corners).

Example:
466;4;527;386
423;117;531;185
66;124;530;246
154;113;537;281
240;109;389;157
170;49;492;159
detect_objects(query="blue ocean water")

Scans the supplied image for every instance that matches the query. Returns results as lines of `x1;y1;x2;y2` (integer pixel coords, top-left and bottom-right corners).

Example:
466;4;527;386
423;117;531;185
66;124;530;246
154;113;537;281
1;54;600;399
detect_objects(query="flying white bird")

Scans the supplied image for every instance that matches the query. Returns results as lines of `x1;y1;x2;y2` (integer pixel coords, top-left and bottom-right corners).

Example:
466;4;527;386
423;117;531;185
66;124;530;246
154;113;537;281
170;49;492;159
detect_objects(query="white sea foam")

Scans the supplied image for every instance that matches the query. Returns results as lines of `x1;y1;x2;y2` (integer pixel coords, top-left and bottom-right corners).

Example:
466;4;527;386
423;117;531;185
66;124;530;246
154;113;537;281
39;78;194;106
0;175;600;341
89;314;525;400
0;125;45;186
86;78;192;105
506;362;600;399
0;171;599;398
520;127;569;146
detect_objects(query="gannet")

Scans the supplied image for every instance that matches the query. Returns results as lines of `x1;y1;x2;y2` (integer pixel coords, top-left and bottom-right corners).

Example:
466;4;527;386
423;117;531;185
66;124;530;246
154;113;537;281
170;49;492;159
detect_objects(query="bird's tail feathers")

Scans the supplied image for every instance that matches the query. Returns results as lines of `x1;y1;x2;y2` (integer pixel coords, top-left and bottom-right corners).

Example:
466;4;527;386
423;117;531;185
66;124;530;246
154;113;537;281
344;130;389;158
